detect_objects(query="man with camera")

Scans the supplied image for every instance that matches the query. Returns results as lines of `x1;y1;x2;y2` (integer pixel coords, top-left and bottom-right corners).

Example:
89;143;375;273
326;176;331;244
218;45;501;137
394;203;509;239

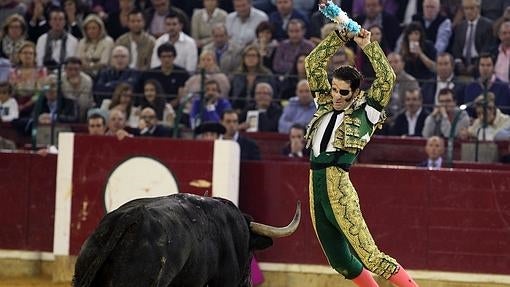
189;79;231;128
422;88;470;139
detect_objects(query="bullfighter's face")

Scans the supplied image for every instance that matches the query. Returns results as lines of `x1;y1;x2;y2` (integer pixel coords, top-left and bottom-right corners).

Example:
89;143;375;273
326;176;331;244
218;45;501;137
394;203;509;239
331;78;355;111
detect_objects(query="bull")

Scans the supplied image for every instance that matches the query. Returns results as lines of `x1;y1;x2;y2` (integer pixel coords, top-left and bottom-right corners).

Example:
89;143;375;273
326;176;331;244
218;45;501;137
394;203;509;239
73;193;301;287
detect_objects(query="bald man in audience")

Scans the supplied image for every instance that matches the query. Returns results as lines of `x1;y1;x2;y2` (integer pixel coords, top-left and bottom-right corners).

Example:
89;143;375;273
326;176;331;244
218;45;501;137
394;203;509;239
411;0;452;53
139;107;172;137
106;109;136;140
278;79;316;134
94;46;139;105
417;136;445;169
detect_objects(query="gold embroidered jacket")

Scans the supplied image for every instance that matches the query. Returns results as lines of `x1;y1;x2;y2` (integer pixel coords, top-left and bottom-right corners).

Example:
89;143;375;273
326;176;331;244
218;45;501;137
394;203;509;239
304;31;395;154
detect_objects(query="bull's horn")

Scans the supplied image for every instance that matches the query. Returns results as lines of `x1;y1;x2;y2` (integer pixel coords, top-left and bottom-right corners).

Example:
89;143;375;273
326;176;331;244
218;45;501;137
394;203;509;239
250;201;301;238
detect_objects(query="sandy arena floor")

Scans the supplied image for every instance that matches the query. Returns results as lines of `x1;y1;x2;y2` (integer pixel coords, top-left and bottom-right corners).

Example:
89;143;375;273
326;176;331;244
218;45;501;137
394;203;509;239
0;277;70;287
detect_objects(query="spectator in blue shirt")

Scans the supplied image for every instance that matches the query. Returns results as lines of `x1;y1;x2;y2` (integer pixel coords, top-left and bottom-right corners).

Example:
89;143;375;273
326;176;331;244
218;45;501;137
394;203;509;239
278;79;316;133
190;78;231;128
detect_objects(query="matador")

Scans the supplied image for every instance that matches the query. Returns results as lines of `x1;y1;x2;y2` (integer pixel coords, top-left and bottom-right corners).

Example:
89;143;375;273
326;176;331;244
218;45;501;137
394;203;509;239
305;25;419;286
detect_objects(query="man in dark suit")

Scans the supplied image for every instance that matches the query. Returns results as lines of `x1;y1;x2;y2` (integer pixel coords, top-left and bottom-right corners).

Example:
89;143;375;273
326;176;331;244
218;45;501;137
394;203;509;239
281;123;309;158
239;82;282;132
139;107;172;137
143;0;190;37
221;109;261;161
421;52;466;106
391;88;429;136
412;0;452;53
354;0;401;50
269;0;309;41
94;46;139;105
37;75;78;124
451;0;495;77
417;136;445;169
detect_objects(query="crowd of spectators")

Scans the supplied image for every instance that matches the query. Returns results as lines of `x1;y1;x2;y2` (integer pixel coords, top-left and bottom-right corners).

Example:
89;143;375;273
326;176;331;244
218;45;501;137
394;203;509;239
0;0;510;160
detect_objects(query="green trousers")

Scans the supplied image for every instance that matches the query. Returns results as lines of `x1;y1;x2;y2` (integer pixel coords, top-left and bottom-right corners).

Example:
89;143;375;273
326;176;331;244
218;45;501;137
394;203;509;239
309;166;398;279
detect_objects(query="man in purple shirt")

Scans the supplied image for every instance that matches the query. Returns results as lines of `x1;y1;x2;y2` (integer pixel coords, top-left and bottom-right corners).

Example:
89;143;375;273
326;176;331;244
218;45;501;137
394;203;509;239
272;19;314;74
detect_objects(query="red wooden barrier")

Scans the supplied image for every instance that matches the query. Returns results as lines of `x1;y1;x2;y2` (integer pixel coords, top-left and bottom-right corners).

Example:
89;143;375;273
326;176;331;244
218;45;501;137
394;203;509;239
0;136;509;275
0;152;56;252
240;163;510;274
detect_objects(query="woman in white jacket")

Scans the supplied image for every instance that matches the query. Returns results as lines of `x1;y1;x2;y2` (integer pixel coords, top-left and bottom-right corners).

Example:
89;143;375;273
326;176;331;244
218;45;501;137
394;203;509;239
77;14;114;74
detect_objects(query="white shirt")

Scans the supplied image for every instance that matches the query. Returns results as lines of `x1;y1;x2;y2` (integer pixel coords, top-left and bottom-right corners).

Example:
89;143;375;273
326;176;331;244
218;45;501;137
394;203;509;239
36;33;78;67
129;40;138;69
0;97;19;122
406;107;422;135
311;105;381;156
151;32;198;73
427;157;442;169
403;0;418;24
220;131;240;141
225;7;268;47
312;111;345;156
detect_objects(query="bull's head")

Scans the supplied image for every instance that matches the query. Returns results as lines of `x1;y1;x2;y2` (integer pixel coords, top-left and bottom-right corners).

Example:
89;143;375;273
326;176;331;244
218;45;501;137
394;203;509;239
247;201;301;250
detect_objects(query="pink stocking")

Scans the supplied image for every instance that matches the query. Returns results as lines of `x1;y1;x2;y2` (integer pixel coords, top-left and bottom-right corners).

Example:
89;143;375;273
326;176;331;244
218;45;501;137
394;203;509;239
388;265;419;287
352;268;379;287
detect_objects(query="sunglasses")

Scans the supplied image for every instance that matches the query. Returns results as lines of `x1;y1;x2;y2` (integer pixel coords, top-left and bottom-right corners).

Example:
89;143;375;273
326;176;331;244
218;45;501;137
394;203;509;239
339;89;350;96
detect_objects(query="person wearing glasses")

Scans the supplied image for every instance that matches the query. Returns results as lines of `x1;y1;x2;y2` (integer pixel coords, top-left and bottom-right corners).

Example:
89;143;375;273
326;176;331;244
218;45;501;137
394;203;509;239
138;107;172;137
304;12;418;287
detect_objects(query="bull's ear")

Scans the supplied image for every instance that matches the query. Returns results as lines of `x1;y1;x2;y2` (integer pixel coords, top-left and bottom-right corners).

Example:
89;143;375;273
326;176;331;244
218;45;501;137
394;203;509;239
250;234;273;250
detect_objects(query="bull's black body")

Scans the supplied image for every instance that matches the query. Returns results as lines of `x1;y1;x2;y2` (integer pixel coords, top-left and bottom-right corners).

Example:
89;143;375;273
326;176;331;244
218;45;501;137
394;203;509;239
73;193;273;287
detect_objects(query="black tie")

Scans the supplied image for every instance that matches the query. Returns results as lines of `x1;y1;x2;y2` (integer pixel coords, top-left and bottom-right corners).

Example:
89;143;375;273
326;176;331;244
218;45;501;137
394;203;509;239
465;22;475;65
320;110;341;153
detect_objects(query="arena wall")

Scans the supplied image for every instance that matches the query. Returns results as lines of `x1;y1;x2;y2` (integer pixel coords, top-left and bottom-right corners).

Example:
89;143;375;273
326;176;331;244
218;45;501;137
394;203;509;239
0;134;509;284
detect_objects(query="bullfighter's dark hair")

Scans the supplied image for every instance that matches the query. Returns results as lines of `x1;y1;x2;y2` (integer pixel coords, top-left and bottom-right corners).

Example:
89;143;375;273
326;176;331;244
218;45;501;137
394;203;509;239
332;65;363;91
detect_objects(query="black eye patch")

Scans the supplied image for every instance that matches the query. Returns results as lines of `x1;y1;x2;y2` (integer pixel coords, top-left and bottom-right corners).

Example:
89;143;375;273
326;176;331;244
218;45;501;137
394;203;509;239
339;89;350;96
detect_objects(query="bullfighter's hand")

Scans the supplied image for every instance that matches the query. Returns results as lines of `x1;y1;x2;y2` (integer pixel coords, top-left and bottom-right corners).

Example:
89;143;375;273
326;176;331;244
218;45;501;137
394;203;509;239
354;28;371;49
